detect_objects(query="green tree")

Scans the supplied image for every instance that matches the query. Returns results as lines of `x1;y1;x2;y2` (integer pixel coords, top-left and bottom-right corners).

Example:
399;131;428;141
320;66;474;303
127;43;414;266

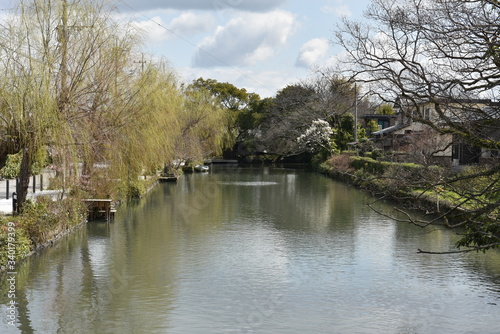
335;113;355;151
256;84;320;156
190;78;259;138
189;78;262;159
375;103;395;115
191;78;252;111
365;119;381;135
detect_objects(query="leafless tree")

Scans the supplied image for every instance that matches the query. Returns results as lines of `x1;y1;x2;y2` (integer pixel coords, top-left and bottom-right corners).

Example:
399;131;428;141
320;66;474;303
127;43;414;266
334;0;500;253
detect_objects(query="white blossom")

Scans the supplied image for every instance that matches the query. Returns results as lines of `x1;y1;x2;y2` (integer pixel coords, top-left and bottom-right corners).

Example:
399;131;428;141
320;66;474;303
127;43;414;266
297;119;334;153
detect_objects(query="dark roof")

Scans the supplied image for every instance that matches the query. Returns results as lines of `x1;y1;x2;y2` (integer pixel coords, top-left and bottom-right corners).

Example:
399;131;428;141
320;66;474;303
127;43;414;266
372;124;407;136
363;114;397;119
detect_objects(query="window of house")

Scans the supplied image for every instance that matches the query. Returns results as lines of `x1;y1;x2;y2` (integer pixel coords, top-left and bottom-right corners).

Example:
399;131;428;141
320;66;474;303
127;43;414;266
378;120;389;129
424;108;432;120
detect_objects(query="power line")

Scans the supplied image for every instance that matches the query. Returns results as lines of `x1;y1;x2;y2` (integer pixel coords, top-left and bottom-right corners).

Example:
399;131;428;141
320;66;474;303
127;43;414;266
118;1;275;96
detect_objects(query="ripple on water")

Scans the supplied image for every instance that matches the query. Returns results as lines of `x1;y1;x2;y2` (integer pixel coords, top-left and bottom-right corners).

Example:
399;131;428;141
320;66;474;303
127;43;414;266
218;181;278;186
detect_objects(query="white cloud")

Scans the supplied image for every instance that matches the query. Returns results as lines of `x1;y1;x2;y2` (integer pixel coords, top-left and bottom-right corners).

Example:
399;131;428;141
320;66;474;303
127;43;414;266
132;16;171;43
193;10;296;68
131;12;217;43
321;1;352;17
335;5;352;17
121;0;286;12
296;38;330;68
168;12;217;36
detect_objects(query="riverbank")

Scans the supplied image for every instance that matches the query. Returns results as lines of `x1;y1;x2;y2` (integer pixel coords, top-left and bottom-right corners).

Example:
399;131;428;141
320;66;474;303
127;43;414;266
0;196;87;272
316;154;468;226
0;176;159;273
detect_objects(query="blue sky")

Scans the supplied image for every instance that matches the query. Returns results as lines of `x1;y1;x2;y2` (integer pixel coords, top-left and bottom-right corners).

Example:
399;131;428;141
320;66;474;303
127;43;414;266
119;0;372;97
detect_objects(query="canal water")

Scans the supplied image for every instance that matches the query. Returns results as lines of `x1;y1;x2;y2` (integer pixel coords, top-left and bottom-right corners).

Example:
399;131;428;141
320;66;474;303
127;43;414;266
1;166;499;333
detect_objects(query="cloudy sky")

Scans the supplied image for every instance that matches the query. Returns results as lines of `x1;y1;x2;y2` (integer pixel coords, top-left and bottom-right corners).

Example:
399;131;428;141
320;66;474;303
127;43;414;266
118;0;373;97
0;0;371;97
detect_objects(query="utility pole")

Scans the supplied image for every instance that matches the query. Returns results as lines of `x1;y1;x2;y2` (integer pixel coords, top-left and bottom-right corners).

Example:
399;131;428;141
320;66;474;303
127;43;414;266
134;53;146;73
58;0;92;109
55;0;69;188
59;0;69;113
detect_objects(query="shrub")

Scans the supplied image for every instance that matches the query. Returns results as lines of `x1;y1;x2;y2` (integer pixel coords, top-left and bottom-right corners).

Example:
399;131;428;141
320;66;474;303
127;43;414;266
0;218;31;269
0;153;21;179
371;149;384;160
0;149;48;180
17;199;58;246
455;166;500;202
16;196;86;247
125;179;147;199
342;150;359;156
350;157;389;174
0;195;87;270
327;154;354;173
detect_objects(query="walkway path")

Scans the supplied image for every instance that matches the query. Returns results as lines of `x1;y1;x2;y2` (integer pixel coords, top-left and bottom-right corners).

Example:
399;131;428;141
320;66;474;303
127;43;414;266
0;190;64;214
0;170;57;214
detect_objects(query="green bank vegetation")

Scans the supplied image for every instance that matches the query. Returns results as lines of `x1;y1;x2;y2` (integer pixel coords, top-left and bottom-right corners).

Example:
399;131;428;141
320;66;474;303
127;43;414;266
321;154;500;253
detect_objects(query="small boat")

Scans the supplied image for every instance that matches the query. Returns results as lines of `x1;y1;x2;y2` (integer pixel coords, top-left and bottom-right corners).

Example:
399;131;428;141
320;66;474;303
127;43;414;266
194;165;209;172
158;173;179;182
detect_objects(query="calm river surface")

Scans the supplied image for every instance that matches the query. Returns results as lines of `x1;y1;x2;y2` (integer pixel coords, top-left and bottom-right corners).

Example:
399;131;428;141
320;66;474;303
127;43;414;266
1;166;500;333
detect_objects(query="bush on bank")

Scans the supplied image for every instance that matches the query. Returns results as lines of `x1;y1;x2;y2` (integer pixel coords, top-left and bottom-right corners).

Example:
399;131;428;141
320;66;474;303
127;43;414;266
122;177;158;199
319;154;448;209
0;196;87;271
0;218;31;270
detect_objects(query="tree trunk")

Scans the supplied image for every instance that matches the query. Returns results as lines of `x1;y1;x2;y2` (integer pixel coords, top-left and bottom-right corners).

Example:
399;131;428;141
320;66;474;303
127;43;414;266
17;146;33;214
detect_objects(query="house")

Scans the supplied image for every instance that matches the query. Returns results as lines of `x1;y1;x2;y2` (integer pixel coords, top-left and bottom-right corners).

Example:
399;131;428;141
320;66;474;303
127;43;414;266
368;98;500;166
363;113;398;132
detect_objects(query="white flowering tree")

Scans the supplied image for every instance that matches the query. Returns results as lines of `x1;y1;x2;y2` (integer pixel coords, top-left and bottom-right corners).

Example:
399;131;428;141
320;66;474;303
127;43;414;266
297;119;335;154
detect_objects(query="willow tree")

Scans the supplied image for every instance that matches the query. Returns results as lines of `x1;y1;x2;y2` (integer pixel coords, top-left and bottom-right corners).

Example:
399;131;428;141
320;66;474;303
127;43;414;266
335;0;500;253
174;85;232;165
105;67;231;197
0;60;59;212
0;1;65;212
0;0;230;206
0;0;147;206
105;63;185;197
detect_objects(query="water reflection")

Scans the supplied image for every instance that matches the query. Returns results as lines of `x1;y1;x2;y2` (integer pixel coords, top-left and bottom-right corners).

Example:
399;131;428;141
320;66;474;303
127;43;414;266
1;166;499;333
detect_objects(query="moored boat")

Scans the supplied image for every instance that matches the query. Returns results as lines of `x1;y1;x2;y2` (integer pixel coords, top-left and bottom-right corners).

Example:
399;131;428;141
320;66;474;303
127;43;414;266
194;165;209;172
